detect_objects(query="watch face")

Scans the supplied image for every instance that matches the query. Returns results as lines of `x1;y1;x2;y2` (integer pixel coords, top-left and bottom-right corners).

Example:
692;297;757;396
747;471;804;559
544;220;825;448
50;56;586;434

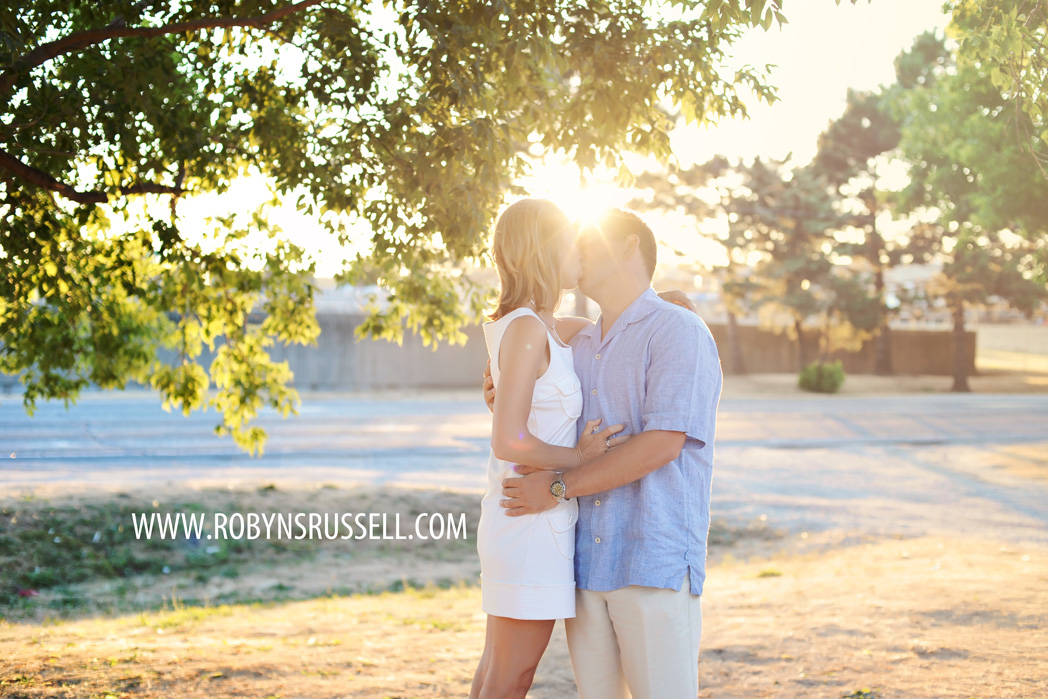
550;480;566;499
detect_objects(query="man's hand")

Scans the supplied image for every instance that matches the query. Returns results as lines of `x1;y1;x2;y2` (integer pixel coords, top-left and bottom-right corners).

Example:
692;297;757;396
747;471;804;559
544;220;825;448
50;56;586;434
483;359;495;413
499;468;558;516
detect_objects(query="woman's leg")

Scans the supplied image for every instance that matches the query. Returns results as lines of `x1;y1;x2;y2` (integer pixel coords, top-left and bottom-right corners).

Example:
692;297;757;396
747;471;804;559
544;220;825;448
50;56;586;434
468;615;495;699
477;615;556;699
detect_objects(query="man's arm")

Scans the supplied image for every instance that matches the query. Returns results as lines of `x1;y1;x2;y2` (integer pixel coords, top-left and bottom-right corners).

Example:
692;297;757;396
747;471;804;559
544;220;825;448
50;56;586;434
499;429;685;516
501;313;719;515
486;322;626;469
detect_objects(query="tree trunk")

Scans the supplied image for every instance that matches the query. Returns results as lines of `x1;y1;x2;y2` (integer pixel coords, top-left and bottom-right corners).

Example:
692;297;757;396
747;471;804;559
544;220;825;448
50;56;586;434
874;325;893;375
726;310;747;375
794;318;807;373
951;301;971;392
873;266;893;375
818;313;830;362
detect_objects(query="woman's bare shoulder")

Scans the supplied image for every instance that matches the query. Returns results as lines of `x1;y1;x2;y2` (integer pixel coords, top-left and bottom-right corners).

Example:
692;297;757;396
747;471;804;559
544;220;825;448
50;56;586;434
554;315;595;343
500;312;549;347
497;313;550;380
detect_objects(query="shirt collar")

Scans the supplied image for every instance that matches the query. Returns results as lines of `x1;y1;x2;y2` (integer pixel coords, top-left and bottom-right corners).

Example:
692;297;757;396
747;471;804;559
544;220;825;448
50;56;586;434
616;287;661;327
574;319;600;345
576;287;660;346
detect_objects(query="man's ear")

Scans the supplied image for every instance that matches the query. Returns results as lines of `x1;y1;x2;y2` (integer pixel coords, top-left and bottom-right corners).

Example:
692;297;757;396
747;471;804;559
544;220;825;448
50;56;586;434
622;234;640;261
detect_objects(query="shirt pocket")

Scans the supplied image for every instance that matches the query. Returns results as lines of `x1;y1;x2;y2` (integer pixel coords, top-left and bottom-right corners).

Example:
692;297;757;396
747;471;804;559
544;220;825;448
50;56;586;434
547;500;578;560
553;372;583;420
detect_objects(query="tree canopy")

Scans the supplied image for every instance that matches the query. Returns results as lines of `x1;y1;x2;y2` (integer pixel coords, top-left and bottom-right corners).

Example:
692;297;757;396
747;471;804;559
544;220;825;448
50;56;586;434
946;0;1048;176
626;22;1048;391
1;0;788;453
885;29;1048;389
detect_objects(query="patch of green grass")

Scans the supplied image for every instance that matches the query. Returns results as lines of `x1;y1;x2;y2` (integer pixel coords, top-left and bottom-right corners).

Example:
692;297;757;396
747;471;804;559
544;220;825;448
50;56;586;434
758;567;783;578
708;518;786;547
393;614;464;632
47;592;87;611
0;486;489;619
138;599;236;631
842;690;882;699
106;651;139;666
386;578;409;593
403;578;459;598
0;496;314;614
219;564;240;579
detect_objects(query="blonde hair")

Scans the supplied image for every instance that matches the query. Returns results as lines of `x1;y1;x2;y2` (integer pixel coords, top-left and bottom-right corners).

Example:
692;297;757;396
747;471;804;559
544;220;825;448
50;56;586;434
488;198;572;321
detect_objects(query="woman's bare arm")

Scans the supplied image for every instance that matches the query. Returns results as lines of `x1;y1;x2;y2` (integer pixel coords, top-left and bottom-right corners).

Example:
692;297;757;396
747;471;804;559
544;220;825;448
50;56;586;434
491;315;622;470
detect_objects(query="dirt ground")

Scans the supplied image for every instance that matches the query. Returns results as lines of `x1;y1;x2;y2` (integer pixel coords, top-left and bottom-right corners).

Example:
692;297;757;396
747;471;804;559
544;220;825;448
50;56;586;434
697;533;1048;698
1;520;1046;698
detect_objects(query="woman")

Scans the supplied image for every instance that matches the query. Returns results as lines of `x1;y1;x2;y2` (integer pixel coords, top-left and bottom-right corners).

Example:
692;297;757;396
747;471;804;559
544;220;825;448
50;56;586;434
468;198;625;699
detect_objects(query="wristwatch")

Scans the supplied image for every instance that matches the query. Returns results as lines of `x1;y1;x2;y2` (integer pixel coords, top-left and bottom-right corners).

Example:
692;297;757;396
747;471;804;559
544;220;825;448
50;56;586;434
550;473;567;502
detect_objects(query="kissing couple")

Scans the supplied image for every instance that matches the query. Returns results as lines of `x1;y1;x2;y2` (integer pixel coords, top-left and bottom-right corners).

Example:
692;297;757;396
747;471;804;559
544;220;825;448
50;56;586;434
469;199;722;698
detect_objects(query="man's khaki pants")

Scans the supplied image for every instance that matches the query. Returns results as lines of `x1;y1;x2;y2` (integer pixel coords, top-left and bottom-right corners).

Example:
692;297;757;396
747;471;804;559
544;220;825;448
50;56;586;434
564;576;703;699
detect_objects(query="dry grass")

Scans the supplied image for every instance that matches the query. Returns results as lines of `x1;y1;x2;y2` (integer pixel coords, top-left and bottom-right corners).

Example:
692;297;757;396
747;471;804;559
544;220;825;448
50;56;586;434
1;530;1045;698
699;533;1048;698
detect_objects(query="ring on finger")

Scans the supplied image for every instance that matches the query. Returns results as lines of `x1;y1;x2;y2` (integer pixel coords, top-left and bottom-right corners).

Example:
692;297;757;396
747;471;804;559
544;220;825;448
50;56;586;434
605;437;611;448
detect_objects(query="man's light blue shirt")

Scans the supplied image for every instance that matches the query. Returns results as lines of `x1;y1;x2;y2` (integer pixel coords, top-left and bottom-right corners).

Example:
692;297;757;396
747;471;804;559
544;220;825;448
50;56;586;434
569;288;722;596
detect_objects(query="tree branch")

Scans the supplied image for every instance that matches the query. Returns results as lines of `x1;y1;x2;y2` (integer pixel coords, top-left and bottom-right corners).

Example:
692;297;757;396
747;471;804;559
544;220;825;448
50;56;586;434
0;0;325;97
0;147;185;204
105;0;162;30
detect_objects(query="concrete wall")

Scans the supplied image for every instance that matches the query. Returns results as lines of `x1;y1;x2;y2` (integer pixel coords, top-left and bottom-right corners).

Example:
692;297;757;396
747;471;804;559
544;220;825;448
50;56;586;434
276;316;973;387
706;324;976;376
0;313;975;394
267;313;491;390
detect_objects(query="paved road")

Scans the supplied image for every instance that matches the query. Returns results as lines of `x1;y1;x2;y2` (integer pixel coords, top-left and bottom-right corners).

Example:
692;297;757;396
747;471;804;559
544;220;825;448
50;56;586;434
2;391;1047;544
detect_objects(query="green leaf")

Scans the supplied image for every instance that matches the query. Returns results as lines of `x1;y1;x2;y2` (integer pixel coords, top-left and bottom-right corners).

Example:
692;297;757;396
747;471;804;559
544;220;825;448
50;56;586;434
1;0;783;454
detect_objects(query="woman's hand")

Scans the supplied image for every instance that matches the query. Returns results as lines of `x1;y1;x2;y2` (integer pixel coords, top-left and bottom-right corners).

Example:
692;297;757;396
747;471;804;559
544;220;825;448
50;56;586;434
575;418;629;464
657;289;697;313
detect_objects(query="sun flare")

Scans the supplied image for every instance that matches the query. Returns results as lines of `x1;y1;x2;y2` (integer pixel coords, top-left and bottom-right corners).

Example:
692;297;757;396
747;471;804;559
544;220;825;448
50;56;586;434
516;159;628;225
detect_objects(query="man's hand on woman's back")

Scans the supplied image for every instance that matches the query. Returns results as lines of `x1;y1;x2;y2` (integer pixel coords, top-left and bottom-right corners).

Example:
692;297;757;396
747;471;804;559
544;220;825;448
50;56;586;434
483;359;495;413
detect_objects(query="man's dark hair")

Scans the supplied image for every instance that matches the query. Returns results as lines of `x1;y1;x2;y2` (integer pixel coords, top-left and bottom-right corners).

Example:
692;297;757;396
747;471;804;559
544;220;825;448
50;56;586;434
598;208;657;281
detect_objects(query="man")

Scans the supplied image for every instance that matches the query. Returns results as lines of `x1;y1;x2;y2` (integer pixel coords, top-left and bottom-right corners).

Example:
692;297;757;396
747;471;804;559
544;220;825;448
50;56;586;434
484;208;722;698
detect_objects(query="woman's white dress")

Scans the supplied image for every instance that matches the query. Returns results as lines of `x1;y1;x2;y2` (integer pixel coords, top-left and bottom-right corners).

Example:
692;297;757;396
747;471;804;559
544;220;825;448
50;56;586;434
477;307;582;620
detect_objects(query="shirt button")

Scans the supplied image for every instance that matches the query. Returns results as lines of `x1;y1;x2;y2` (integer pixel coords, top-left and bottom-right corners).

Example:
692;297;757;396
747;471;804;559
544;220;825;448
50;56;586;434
595;354;602;359
594;537;601;543
594;500;601;506
591;389;598;395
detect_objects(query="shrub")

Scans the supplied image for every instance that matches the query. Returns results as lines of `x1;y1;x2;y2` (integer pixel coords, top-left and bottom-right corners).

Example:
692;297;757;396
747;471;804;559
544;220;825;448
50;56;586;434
798;360;845;393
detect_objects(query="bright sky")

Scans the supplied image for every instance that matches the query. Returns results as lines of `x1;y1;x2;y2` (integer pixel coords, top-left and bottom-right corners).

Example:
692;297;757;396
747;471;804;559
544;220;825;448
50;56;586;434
176;0;951;278
524;0;952;273
675;0;951;167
